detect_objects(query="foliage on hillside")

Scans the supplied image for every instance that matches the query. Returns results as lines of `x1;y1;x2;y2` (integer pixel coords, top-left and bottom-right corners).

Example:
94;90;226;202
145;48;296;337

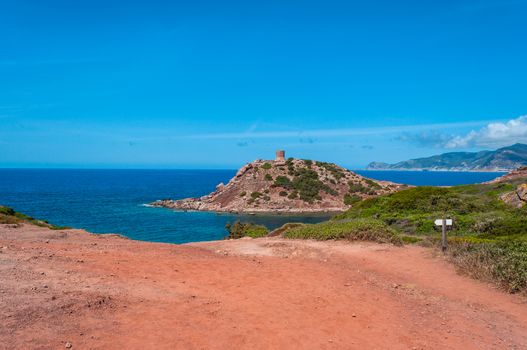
332;183;522;238
273;161;338;203
225;220;269;239
270;159;384;204
0;205;69;230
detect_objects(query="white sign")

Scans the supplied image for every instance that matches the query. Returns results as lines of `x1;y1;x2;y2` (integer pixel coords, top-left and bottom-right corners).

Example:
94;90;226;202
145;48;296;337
435;219;453;226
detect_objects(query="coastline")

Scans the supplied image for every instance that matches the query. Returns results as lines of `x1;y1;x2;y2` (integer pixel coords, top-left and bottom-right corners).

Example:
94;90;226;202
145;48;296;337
361;168;508;172
149;202;345;215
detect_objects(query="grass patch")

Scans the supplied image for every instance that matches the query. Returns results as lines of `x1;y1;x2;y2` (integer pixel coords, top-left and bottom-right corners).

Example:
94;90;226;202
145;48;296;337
283;219;402;245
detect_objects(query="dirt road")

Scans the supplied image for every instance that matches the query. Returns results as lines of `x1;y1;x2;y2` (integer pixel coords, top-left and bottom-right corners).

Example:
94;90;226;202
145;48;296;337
1;224;526;349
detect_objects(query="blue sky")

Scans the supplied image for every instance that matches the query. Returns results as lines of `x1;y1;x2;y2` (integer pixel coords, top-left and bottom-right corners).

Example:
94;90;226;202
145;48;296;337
1;0;526;169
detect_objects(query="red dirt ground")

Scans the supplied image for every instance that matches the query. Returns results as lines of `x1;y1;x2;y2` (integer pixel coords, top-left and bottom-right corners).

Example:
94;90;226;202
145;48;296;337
1;224;526;349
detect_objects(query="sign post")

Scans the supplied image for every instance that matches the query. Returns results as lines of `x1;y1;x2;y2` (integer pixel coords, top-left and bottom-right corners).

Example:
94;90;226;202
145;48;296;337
434;218;453;252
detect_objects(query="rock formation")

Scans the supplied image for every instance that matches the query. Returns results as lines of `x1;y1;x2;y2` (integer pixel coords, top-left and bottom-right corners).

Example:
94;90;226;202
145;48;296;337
500;184;527;208
150;152;406;213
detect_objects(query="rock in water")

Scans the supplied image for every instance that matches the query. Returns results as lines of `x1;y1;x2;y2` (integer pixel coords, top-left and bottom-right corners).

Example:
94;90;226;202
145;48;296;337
149;153;406;213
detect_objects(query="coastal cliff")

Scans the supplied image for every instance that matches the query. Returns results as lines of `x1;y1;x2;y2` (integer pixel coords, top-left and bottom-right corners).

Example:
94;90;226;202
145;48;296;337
150;152;406;213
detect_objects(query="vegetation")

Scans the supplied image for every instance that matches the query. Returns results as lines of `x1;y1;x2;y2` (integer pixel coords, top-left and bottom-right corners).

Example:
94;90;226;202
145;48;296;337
264;174;273;181
325;181;527;294
272;168;336;203
0;205;69;230
268;222;305;237
302;159;313;168
262;162;273;170
283;219;402;245
239;191;246;197
273;175;292;188
348;181;377;195
343;194;361;205
447;239;527;293
316;161;345;180
250;191;262;199
225;220;269;239
364;178;382;189
279;191;288;197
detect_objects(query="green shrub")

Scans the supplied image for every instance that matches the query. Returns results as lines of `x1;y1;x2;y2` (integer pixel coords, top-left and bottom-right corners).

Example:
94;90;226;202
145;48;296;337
279;191;288;197
348;181;368;193
316;161;345;180
283;219;401;245
264;174;273;181
344;194;361;205
0;206;16;216
288;190;298;199
274;176;292;189
364;178;382;189
225;221;269;239
291;168;332;203
0;205;69;230
262;162;272;170
250;192;262;199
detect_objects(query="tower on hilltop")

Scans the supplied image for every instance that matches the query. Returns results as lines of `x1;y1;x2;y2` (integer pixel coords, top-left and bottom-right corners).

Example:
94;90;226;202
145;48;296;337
275;150;285;162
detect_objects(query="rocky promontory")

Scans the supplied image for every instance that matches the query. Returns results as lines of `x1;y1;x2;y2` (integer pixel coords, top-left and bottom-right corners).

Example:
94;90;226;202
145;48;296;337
150;151;406;213
367;143;527;172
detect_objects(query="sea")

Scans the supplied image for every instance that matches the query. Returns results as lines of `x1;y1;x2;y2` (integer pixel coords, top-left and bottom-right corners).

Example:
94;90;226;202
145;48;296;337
0;169;504;244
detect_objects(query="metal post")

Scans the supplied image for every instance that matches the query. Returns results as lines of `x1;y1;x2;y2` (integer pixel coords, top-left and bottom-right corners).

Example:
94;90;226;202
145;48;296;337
441;218;447;252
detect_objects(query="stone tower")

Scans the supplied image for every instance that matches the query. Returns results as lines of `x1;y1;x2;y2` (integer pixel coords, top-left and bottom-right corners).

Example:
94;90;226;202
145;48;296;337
275;150;285;162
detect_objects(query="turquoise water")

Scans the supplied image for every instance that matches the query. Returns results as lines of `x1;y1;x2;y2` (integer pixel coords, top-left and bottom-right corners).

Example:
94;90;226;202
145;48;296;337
0;169;504;243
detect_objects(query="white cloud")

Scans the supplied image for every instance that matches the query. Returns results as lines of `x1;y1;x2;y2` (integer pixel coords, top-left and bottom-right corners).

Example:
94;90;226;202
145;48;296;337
444;115;527;148
184;120;488;140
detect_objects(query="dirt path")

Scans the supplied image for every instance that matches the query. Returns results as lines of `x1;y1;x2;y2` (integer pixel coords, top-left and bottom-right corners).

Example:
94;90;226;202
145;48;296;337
1;224;526;349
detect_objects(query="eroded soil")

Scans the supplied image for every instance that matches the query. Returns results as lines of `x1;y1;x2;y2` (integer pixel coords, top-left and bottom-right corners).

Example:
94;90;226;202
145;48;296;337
1;224;526;349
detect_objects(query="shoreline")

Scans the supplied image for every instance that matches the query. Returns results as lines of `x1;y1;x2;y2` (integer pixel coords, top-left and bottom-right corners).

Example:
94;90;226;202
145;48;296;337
149;203;344;216
361;169;508;172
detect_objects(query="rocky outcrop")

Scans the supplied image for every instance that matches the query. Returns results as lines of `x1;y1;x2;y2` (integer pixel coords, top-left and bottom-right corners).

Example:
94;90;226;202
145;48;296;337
500;183;527;208
487;167;527;184
150;157;407;213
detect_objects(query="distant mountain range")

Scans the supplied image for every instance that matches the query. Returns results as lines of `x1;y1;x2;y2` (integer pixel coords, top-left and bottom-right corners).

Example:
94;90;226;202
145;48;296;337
367;144;527;172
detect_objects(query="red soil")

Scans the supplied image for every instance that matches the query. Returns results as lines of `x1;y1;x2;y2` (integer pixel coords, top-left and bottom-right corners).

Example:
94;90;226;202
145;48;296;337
1;224;526;349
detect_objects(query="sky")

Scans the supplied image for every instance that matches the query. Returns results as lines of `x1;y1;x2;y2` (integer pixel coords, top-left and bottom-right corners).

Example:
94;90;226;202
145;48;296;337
1;0;526;169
